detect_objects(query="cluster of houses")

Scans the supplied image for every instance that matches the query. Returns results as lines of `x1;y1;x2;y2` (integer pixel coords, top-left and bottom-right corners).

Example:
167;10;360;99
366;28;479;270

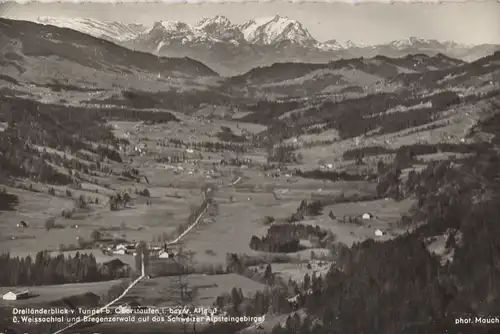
100;242;178;259
133;143;148;156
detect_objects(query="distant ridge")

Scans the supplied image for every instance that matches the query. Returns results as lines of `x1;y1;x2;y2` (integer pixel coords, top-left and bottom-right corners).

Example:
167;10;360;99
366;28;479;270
24;15;500;75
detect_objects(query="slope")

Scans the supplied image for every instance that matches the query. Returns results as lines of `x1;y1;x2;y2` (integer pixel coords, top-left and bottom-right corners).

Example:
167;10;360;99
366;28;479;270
0;18;219;104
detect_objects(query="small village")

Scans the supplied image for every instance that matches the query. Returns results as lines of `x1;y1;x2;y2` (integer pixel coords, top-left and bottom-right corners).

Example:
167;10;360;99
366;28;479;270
99;241;179;259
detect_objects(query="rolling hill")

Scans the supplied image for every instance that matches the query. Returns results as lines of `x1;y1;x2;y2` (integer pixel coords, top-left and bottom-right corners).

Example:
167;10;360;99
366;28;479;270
223;54;467;97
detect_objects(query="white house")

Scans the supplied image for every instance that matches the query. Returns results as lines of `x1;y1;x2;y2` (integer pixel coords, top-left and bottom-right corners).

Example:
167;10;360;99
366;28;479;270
362;213;374;220
2;290;30;300
374;229;384;237
158;251;173;259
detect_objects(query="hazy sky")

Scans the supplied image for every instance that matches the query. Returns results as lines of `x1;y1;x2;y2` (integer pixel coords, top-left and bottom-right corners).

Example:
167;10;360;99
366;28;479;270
1;1;499;45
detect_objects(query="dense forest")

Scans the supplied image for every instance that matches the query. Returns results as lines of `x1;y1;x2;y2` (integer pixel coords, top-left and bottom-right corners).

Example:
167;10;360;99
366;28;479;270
0;96;123;185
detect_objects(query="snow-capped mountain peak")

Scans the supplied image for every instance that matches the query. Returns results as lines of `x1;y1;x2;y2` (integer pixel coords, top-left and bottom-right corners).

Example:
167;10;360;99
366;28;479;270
156;20;191;32
194;15;244;43
390;37;435;48
238;15;316;47
146;20;194;40
342;40;362;49
318;39;344;51
388;37;464;51
35;16;147;42
196;15;232;30
146;20;201;46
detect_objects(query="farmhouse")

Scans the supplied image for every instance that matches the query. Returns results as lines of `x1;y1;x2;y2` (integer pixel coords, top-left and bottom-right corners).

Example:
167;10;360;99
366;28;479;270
2;290;30;300
158;251;174;258
157;243;176;259
17;221;28;228
100;259;130;277
287;294;300;308
375;229;384;237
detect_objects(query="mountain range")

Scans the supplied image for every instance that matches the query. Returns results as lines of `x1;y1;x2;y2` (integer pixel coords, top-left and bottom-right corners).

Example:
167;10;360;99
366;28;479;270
33;15;500;76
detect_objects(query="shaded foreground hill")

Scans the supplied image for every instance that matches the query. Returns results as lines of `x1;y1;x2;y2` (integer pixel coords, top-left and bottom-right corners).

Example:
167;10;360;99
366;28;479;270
262;113;500;334
0;18;218;78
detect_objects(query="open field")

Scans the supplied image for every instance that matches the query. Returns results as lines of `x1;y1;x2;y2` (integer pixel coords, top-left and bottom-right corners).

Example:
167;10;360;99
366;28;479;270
1;183;197;255
178;195;300;265
127;274;266;307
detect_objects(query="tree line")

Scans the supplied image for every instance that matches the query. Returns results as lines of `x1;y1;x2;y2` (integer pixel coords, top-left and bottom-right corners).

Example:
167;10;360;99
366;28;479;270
294;169;376;183
249;223;330;253
0;251;130;286
342;142;493;161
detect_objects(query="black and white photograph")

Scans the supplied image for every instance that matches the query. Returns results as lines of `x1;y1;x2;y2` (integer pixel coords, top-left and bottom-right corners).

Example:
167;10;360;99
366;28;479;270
0;0;499;333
